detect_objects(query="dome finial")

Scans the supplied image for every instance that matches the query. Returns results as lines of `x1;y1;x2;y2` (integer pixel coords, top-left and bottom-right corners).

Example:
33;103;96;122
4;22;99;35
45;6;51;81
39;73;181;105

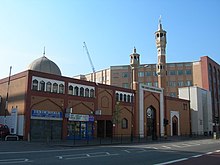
133;46;136;53
43;46;46;56
158;15;163;30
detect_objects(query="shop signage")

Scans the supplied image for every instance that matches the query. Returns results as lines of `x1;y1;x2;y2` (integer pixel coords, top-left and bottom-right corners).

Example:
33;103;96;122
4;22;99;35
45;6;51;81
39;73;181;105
31;110;63;121
69;114;94;122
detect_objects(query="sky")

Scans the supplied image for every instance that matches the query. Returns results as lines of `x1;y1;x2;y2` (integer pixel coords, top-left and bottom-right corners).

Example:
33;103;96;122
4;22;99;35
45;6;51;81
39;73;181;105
0;0;220;78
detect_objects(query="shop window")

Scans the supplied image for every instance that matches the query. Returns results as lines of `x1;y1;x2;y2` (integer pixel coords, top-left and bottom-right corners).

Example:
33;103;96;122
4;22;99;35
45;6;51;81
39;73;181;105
68;85;73;95
59;84;64;94
80;87;84;97
90;89;95;98
85;88;89;97
53;83;58;93
32;79;38;91
39;81;45;91
74;86;79;96
122;118;128;129
46;82;52;92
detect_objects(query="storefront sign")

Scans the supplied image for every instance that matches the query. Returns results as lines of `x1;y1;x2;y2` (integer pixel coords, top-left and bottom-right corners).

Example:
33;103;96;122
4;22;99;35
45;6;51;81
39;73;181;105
69;114;94;122
31;110;63;121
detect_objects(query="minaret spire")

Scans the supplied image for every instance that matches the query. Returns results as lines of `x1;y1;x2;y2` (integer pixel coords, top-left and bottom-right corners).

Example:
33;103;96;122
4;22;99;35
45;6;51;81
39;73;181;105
158;15;163;30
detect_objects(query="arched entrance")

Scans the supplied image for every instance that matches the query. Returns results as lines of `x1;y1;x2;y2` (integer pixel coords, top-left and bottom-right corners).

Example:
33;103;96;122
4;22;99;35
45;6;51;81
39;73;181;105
146;107;157;140
172;116;178;136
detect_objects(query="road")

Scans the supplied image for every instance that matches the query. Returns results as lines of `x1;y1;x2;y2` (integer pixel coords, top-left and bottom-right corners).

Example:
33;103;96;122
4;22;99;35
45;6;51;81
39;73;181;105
0;139;220;164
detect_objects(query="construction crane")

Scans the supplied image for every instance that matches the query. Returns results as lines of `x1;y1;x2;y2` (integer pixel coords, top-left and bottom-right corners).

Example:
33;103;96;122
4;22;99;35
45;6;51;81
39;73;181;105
83;42;96;82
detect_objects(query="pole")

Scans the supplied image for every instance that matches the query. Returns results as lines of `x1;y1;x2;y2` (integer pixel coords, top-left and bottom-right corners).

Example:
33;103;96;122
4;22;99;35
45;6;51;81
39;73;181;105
4;66;12;125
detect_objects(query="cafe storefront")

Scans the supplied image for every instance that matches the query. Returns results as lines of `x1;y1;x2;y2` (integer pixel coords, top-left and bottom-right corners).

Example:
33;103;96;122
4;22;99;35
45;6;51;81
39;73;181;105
67;114;94;140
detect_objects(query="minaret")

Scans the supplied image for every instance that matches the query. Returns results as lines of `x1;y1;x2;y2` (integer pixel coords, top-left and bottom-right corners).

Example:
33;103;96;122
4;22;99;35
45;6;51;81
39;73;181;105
155;17;167;95
130;47;140;90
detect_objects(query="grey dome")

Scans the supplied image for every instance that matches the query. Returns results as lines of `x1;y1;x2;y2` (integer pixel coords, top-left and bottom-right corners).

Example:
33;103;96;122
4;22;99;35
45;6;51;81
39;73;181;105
28;56;62;76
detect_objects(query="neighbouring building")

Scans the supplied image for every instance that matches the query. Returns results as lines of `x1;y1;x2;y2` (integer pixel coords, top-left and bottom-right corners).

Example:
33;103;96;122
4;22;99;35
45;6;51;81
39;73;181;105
179;86;213;135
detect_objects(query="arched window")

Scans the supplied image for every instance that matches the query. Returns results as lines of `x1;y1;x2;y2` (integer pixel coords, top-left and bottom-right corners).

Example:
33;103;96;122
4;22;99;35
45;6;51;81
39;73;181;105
90;89;95;98
32;79;38;91
85;88;89;97
80;87;84;96
122;118;128;129
46;82;52;92
53;83;58;93
131;95;134;103
59;84;64;94
124;94;127;102
119;93;123;101
127;95;130;103
74;86;79;96
39;81;45;91
68;85;73;95
116;93;119;101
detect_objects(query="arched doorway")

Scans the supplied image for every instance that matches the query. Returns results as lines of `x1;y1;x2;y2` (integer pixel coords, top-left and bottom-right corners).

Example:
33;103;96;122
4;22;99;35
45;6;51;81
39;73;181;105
172;116;178;136
146;107;157;140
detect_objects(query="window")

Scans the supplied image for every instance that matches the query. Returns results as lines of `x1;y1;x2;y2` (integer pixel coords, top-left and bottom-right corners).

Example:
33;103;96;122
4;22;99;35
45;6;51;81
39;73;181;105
90;89;95;98
39;81;45;91
138;72;144;77
80;87;84;96
168;81;176;87
185;70;192;75
85;88;89;97
119;93;123;101
145;71;152;76
185;80;192;86
146;82;152;86
152;71;157;76
177;81;184;87
46;82;52;92
59;84;64;94
32;80;38;91
127;95;131;103
121;118;128;129
153;82;158;87
116;93;119;101
170;92;176;97
74;86;79;96
122;72;129;78
183;103;187;110
124;94;127;102
168;70;176;75
53;83;58;93
68;86;73;95
122;83;129;88
177;70;184;75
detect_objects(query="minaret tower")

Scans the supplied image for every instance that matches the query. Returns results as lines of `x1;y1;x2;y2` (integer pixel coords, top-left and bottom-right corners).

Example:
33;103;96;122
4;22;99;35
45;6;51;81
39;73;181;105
130;47;140;90
155;17;167;95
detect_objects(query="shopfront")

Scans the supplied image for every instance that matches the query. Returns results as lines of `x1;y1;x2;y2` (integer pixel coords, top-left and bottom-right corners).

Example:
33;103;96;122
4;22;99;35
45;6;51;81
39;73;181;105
30;110;63;141
67;114;94;140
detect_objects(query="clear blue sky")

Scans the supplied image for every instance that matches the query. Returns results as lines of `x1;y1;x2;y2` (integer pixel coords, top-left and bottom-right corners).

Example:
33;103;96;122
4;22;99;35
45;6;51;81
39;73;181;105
0;0;220;78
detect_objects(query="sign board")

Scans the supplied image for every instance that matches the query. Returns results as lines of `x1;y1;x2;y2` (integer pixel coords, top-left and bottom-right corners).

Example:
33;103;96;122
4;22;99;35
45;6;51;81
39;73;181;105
11;108;18;134
68;114;94;122
31;110;63;121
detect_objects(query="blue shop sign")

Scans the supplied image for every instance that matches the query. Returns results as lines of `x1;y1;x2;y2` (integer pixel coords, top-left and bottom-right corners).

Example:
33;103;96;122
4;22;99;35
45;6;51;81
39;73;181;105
31;110;63;121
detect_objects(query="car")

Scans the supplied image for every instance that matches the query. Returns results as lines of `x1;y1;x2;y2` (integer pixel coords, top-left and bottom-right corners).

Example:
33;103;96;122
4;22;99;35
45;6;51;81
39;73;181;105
0;124;10;139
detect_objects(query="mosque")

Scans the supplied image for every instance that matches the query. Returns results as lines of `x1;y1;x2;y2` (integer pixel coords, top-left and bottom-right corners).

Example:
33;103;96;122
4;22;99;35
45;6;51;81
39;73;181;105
0;20;193;141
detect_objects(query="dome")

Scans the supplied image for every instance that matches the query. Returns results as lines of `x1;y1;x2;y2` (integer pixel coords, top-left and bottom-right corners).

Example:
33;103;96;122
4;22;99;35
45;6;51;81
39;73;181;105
28;56;62;76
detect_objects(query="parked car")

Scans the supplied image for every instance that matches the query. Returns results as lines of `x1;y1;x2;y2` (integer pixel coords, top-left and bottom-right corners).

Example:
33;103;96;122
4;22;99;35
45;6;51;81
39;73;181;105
0;124;10;139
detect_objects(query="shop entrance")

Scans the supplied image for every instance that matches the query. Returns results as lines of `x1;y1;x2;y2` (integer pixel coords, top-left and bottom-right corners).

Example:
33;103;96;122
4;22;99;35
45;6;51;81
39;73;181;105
97;120;113;137
67;121;93;140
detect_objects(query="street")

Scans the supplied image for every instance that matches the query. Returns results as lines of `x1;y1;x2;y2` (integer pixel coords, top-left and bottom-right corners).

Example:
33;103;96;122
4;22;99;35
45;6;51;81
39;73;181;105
0;139;220;164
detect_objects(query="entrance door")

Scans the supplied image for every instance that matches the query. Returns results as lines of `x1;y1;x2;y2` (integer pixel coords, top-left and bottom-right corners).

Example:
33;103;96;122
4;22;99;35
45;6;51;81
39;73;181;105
97;120;105;137
172;116;178;136
146;107;157;140
106;120;113;137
